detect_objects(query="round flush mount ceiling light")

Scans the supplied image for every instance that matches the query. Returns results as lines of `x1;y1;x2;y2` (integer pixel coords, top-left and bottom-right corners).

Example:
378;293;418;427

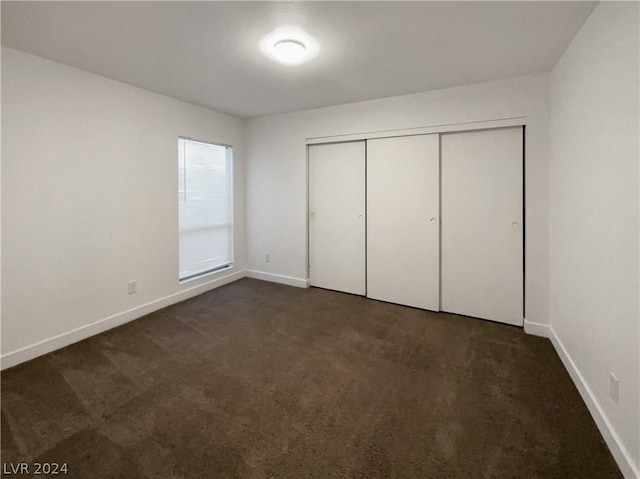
260;26;319;65
273;40;306;64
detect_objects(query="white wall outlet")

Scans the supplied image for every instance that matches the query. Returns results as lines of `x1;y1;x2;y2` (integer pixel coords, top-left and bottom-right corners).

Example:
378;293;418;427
128;280;137;295
265;253;271;263
609;373;619;405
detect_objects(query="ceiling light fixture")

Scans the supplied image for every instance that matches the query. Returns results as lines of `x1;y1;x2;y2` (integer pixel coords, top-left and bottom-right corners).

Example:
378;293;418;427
261;26;319;66
273;39;306;64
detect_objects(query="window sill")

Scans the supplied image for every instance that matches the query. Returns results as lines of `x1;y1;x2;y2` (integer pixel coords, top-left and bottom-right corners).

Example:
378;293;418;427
178;264;234;284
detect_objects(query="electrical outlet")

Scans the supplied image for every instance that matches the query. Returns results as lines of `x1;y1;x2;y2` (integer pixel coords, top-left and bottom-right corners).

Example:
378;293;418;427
609;373;619;405
128;280;137;295
265;253;271;263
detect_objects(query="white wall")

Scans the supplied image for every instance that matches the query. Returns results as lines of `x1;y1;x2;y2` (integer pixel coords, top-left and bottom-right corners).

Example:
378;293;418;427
246;74;551;327
1;47;246;366
549;2;639;477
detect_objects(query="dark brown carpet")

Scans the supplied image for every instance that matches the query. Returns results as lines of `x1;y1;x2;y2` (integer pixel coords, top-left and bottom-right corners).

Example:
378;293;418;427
1;278;620;478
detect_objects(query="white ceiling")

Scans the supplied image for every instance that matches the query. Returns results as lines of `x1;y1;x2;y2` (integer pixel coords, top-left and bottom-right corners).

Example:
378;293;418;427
1;1;596;119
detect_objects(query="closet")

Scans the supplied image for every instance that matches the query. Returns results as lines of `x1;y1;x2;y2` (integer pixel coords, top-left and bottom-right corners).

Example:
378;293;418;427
308;126;523;326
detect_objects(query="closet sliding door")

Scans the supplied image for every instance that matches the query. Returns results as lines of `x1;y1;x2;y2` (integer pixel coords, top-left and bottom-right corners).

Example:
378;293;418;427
308;142;366;295
441;127;523;325
367;135;440;310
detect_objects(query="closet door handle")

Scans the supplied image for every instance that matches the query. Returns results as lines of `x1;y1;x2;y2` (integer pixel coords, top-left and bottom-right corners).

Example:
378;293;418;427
358;214;364;219
429;217;437;223
512;221;519;227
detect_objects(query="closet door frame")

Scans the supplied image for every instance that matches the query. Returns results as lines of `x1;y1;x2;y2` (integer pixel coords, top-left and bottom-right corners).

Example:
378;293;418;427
306;122;526;324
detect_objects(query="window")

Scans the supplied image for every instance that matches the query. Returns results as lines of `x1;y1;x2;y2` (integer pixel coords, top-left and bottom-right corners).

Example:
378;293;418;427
178;137;233;281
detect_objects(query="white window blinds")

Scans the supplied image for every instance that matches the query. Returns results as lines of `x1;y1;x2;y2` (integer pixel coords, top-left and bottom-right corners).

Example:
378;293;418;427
178;138;233;280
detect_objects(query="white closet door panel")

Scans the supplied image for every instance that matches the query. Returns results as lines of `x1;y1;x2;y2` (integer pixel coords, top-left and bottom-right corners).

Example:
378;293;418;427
309;142;366;295
367;134;440;310
441;127;523;326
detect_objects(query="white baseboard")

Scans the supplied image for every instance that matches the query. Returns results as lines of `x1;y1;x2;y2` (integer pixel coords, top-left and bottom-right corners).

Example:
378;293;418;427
245;270;309;288
0;270;246;370
523;319;550;337
549;327;639;479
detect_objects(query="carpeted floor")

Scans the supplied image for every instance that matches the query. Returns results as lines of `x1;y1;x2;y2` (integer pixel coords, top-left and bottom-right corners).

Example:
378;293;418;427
1;278;621;478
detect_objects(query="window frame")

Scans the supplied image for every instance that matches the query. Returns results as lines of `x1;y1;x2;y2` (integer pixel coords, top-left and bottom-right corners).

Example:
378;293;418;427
178;135;234;283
